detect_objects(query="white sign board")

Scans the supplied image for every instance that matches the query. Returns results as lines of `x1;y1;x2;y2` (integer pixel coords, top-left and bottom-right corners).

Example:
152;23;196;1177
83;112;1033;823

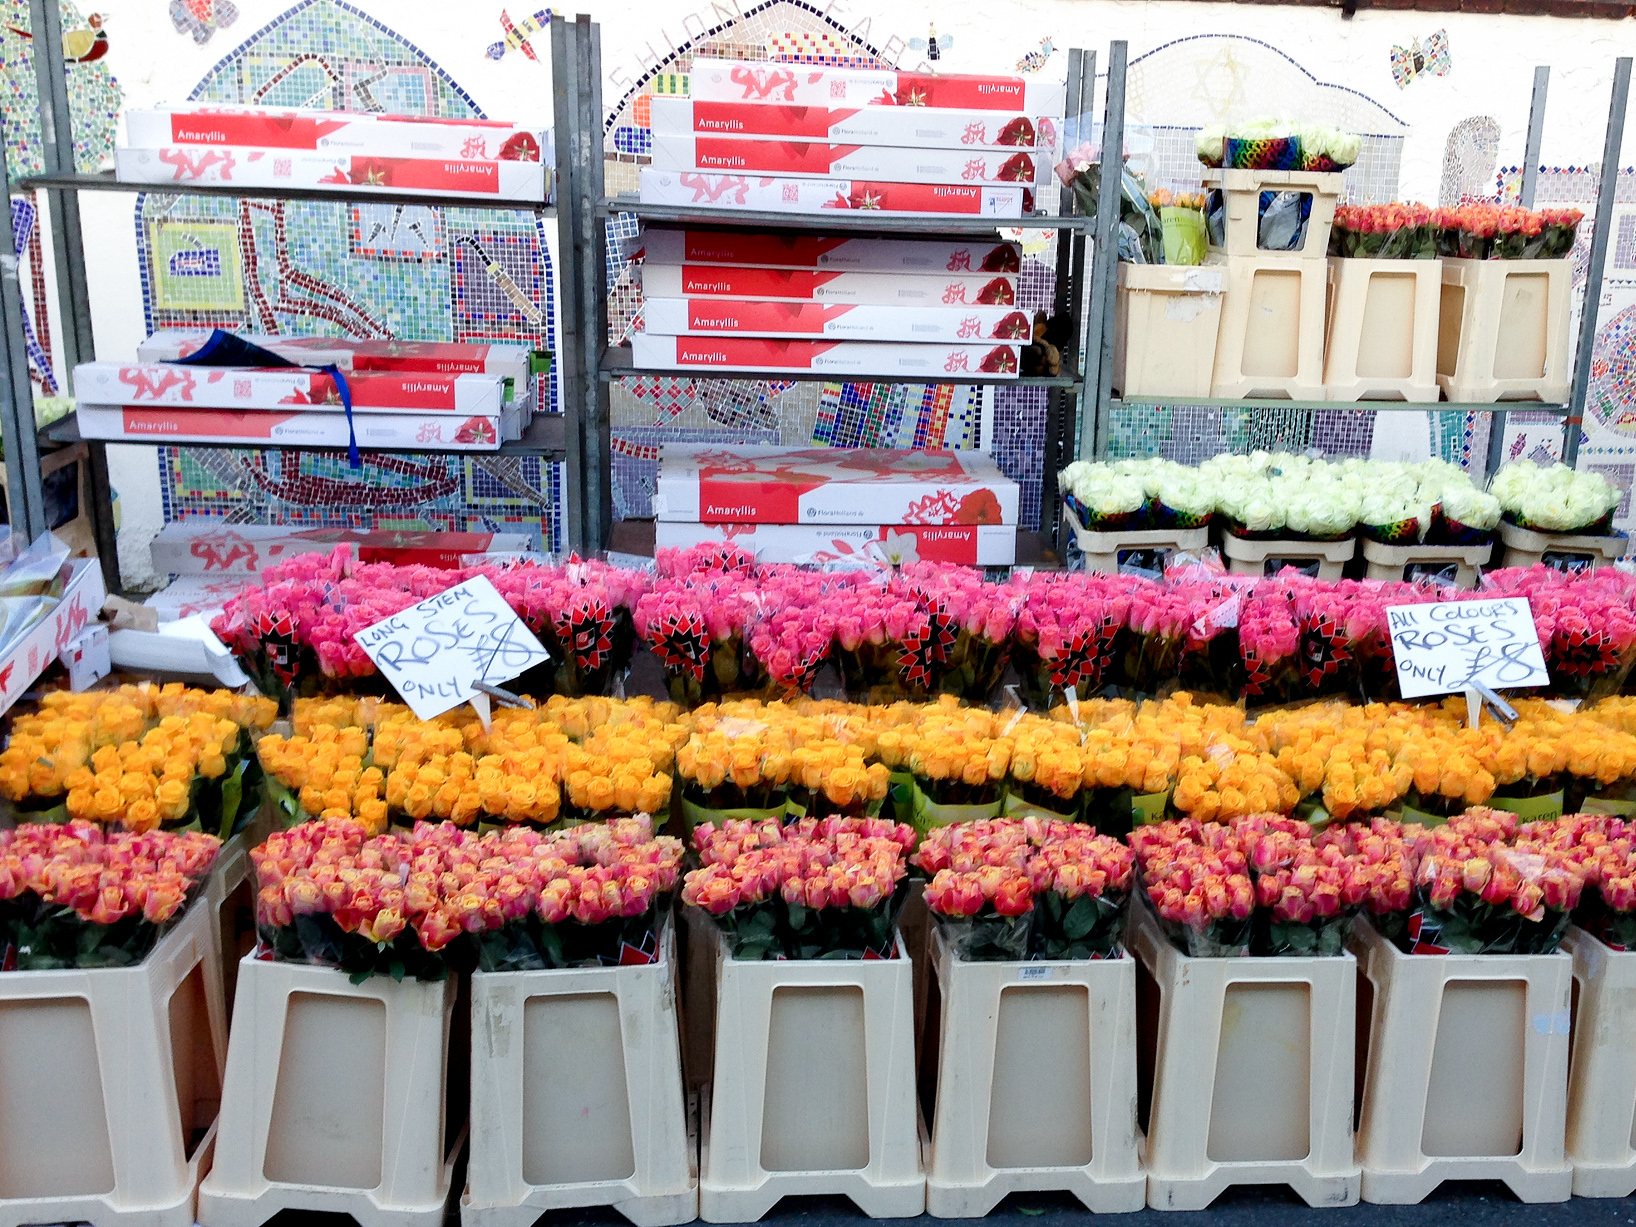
1386;597;1550;699
352;575;550;720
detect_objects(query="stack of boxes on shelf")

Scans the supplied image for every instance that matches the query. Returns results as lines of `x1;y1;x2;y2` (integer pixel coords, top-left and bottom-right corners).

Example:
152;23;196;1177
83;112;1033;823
117;104;553;203
72;333;547;451
639;58;1064;219
631;229;1030;377
654;443;1022;565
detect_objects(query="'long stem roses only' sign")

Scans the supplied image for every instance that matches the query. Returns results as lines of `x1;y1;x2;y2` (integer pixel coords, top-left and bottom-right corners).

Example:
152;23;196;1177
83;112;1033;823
353;575;550;719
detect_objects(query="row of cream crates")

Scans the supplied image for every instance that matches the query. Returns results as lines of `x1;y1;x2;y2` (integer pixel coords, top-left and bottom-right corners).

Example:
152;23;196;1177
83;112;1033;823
1114;170;1572;404
19;869;1636;1227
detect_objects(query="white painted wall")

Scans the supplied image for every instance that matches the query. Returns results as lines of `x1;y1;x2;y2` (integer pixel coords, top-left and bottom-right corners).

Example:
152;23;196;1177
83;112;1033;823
68;0;1636;584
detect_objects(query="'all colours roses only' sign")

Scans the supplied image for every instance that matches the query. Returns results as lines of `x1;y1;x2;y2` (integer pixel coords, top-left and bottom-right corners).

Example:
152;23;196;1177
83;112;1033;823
1386;597;1549;699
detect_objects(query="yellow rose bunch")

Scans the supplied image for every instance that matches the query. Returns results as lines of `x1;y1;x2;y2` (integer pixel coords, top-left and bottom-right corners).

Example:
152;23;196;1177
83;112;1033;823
289;695;398;737
258;724;385;829
0;685;274;832
1008;714;1091;802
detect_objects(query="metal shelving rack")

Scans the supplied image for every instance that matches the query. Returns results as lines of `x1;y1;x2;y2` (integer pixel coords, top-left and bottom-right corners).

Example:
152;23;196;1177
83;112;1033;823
0;0;573;592
1070;40;1635;552
549;18;1101;557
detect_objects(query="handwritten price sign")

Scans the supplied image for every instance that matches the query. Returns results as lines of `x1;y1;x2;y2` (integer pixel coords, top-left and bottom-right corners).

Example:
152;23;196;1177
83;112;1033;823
1386;597;1550;699
352;575;550;720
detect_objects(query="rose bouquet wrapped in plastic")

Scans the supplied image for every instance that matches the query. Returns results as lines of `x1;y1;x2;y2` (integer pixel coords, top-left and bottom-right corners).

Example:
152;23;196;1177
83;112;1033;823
743;567;840;697
683;815;915;959
1330;202;1437;260
1014;572;1131;708
635;570;757;706
1129;820;1256;955
875;698;1011;830
1238;582;1303;706
0;823;220;969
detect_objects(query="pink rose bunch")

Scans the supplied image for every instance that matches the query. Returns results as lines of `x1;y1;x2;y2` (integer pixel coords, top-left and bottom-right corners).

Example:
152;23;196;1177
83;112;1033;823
634;571;760;704
1014;572;1135;706
252;815;684;976
1129;820;1256;935
743;567;843;695
683;815;915;958
655;542;757;578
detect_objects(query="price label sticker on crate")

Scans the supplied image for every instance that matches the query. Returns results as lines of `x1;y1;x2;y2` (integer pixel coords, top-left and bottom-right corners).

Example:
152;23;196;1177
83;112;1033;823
1385;596;1549;699
352;574;550;720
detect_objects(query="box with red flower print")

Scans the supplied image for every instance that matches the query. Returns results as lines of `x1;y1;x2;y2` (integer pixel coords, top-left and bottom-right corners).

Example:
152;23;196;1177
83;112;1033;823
654;519;1017;565
647;95;1059;152
75;363;517;416
636;229;1022;274
686;58;1066;115
114;146;547;202
76;405;518;449
125;106;550;163
637;169;1026;218
655;444;1019;526
138;332;545;382
639;264;1018;307
642;298;1034;343
631;335;1020;380
650;133;1052;189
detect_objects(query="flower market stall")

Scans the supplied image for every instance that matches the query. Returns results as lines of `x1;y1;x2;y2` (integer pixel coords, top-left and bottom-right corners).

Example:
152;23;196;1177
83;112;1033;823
3;8;1636;1227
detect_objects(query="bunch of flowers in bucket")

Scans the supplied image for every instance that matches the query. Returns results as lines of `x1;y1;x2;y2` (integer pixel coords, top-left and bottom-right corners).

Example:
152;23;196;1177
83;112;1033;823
682;815;916;959
820;564;1020;702
1400;809;1585;954
1430;204;1583;259
0;822;221;968
479;557;649;697
743;566;842;696
1330;202;1439;259
251;815;684;981
676;700;890;825
875;698;1013;831
1537;814;1636;949
0;685;278;837
634;568;757;706
1484;566;1636;701
1058;458;1220;532
1194;118;1361;172
915;818;1134;960
1490;461;1623;534
1013;572;1133;708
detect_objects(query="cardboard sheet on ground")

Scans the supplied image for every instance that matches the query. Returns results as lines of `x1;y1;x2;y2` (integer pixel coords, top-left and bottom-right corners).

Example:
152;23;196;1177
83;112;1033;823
352;575;550;719
1386;596;1549;699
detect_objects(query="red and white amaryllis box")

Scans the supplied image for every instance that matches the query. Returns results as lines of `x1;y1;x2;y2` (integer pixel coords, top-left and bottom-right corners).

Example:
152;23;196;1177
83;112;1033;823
125;106;551;163
631;335;1020;378
687;59;1066;116
655;520;1017;565
150;521;535;576
647;96;1058;152
138;332;543;381
638;168;1026;217
640;264;1018;307
76;406;516;450
650;134;1051;189
637;228;1021;273
643;298;1035;343
114;146;546;202
74;362;514;415
654;444;1020;525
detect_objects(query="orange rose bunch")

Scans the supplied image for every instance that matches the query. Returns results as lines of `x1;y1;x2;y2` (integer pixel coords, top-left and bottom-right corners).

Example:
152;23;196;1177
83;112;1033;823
683;815;915;959
0;822;220;968
252;814;684;980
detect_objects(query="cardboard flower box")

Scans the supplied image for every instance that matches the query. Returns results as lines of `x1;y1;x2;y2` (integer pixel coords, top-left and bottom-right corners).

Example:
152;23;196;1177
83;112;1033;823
75;363;517;416
124;106;551;163
650;133;1052;188
686;58;1065;115
654;444;1019;525
654;519;1017;565
637;169;1026;218
150;521;534;577
138;332;545;380
640;263;1018;307
630;335;1019;378
115;146;546;202
642;297;1033;342
76;405;518;449
637;228;1021;273
648;95;1058;150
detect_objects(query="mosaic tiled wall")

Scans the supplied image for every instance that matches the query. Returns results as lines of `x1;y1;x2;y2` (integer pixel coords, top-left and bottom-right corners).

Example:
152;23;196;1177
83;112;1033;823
139;0;564;550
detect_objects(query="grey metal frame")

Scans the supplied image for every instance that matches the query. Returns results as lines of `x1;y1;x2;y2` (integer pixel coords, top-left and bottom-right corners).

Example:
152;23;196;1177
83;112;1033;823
1080;44;1634;486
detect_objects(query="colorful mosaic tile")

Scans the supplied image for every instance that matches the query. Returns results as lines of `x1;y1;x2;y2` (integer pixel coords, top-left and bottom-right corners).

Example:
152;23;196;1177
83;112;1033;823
0;0;120;177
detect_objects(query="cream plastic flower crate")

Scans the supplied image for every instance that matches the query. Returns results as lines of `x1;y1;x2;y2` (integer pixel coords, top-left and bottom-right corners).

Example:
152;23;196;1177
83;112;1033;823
197;957;462;1227
1323;258;1441;403
0;895;224;1227
1210;254;1328;401
1563;926;1636;1196
1113;263;1225;399
204;797;278;1018
462;922;696;1227
1498;520;1629;572
1220;531;1355;580
699;924;924;1223
1064;504;1210;577
1129;900;1360;1210
1351;916;1573;1205
1436;257;1572;404
924;927;1145;1216
1201;168;1343;261
1360;538;1493;588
